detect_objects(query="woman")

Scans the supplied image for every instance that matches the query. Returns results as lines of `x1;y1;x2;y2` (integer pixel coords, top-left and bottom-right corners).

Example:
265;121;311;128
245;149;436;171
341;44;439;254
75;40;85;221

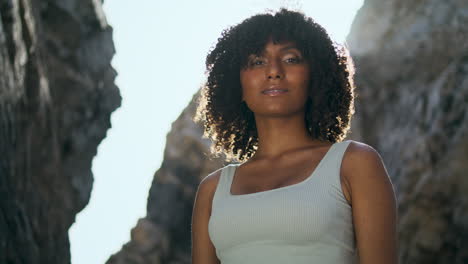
191;8;399;264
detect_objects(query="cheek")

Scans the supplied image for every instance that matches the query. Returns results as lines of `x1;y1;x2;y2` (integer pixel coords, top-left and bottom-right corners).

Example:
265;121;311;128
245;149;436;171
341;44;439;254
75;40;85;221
297;68;310;82
291;69;311;99
240;71;262;97
296;69;310;90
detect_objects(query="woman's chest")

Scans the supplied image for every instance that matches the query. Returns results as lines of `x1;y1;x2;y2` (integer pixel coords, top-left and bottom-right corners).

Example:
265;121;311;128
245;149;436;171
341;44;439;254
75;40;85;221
230;159;322;196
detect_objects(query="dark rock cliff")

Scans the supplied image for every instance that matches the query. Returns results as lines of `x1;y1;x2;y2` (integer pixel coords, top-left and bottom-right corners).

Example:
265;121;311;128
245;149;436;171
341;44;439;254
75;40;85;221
0;0;120;263
108;0;468;263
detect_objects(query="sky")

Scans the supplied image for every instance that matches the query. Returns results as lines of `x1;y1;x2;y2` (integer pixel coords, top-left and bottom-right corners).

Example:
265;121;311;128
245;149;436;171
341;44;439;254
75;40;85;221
68;1;364;264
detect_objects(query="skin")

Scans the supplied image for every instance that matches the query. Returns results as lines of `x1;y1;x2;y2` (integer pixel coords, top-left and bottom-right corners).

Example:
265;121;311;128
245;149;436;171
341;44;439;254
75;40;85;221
192;38;399;264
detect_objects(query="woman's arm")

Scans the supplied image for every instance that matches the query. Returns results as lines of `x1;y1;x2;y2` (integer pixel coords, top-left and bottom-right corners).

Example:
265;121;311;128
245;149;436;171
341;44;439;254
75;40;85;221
191;170;222;264
343;141;399;264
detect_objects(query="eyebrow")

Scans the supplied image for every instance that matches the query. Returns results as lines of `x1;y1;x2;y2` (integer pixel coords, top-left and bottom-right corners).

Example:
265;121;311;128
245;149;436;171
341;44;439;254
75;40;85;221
247;45;300;59
279;45;299;52
257;45;300;56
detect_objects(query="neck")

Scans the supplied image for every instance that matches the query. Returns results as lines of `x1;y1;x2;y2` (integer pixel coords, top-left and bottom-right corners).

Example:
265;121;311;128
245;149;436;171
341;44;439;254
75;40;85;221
251;112;325;160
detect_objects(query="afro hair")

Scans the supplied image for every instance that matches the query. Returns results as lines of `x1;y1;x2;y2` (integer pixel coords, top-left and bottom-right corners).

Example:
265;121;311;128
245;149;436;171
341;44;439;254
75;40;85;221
194;7;356;162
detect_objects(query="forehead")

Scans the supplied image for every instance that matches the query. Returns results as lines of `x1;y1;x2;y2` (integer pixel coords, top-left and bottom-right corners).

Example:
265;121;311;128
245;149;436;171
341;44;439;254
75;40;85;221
254;40;300;56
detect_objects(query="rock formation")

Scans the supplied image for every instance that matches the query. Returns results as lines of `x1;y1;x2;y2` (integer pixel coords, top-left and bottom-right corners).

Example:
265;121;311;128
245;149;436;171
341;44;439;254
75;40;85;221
346;0;468;263
0;0;120;263
109;0;468;263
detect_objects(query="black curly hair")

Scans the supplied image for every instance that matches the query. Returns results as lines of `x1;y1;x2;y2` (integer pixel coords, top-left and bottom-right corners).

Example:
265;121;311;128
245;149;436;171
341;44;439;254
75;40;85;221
194;7;356;163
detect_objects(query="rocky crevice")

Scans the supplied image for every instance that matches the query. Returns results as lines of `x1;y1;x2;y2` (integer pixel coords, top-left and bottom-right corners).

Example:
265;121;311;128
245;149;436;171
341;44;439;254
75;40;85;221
0;0;120;263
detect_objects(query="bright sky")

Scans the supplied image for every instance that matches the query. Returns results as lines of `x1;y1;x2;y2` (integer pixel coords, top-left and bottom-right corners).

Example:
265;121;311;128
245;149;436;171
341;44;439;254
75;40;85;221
68;1;363;264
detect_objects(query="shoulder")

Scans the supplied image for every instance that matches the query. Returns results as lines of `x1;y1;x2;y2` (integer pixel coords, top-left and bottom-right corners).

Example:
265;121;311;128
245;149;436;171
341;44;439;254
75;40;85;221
198;166;225;194
341;139;392;195
342;139;385;170
196;165;231;209
343;139;378;153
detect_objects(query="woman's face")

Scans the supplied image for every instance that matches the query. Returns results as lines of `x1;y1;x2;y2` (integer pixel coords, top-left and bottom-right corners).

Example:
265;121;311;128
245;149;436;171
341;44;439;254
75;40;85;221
240;39;310;117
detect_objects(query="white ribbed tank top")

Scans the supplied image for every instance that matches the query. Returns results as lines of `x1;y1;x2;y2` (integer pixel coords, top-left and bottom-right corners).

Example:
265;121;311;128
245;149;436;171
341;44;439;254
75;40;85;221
208;140;358;264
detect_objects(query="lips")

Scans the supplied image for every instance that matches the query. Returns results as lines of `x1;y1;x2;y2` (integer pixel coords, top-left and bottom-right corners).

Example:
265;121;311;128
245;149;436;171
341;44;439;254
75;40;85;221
261;86;289;95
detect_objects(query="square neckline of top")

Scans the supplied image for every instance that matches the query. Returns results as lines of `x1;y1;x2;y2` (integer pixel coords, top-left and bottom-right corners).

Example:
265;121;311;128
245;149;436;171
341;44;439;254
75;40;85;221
228;140;343;197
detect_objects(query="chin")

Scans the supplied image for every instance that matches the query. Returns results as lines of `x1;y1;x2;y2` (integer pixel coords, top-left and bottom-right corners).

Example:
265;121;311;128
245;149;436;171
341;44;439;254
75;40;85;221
254;108;302;117
247;101;306;117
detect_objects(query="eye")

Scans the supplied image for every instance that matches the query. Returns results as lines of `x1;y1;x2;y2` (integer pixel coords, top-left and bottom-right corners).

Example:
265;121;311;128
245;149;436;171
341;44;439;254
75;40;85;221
249;58;265;66
285;56;302;63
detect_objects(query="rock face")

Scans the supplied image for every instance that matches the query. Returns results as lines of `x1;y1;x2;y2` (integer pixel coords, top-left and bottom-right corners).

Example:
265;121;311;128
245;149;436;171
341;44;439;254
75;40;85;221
347;0;468;263
0;0;120;263
108;0;468;264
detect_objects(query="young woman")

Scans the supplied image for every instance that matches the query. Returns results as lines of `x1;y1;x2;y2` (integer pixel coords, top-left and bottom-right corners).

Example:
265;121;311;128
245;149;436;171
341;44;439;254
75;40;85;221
191;8;399;264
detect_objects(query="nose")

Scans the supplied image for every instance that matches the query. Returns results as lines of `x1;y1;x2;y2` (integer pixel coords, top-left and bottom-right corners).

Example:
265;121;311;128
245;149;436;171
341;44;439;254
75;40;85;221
267;59;283;80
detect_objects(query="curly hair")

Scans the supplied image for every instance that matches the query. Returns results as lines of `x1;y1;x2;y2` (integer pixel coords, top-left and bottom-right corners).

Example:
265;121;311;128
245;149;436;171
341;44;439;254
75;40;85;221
194;7;356;163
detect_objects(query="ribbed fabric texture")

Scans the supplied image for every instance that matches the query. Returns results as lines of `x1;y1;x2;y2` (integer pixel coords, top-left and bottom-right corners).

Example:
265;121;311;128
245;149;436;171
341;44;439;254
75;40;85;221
208;140;358;264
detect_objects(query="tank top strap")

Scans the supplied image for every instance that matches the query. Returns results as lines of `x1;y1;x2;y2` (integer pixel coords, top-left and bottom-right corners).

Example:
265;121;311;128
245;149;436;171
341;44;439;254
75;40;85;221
299;140;351;180
211;164;235;209
325;140;352;166
318;139;353;204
